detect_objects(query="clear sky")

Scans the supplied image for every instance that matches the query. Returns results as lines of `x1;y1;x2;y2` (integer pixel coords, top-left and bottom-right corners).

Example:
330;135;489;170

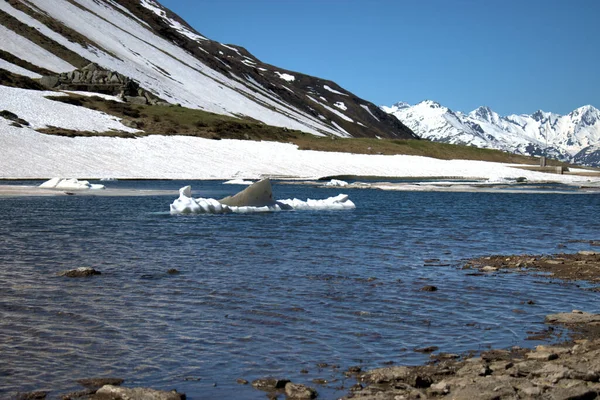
159;0;599;116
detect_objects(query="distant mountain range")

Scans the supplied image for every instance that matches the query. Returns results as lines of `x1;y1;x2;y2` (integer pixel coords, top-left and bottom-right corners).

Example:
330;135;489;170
382;101;600;166
0;0;416;140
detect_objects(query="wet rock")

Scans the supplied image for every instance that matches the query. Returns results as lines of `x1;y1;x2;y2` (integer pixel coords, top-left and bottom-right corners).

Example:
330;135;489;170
347;366;362;374
349;383;363;392
94;385;184;399
77;378;124;389
284;382;317;399
61;388;95;399
16;392;47;400
251;377;290;391
236;378;248;385
167;268;180;275
419;285;438;292
361;366;411;384
578;251;598;256
546;311;600;324
526;351;559;361
58;267;101;277
414;346;438;353
311;378;327;385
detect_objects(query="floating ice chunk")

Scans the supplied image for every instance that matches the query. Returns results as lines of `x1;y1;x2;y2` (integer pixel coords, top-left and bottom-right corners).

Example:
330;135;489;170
325;179;349;187
223;179;254;185
278;194;355;210
169;186;355;215
39;178;105;190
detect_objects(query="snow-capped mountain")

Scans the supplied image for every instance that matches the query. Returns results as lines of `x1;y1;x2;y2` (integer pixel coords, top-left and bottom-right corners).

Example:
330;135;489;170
382;101;600;166
0;0;416;139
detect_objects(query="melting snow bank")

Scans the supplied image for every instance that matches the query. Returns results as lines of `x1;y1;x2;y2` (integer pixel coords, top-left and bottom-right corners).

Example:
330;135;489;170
40;178;105;190
223;179;254;185
170;186;354;214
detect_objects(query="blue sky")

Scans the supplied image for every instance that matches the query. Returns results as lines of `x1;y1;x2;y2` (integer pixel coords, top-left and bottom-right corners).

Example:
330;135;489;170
159;0;599;116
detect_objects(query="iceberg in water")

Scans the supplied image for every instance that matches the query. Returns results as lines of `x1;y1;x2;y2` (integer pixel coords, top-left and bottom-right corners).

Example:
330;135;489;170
170;179;355;214
39;178;105;190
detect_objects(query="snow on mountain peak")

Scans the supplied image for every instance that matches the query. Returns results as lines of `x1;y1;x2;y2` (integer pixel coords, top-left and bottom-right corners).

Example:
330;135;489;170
393;101;411;109
382;100;600;166
468;106;505;125
380;101;410;114
569;105;600;125
419;100;442;109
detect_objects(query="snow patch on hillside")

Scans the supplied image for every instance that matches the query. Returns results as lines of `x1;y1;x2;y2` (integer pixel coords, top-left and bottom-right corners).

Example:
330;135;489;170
361;104;380;121
0;25;76;73
0;59;41;78
324;85;348;96
274;71;295;82
0;86;139;132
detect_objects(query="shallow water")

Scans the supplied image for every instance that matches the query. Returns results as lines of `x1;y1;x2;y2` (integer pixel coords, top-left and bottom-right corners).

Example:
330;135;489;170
1;180;599;399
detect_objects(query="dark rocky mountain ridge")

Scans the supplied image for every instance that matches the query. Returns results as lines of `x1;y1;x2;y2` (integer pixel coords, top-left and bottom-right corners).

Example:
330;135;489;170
0;0;417;140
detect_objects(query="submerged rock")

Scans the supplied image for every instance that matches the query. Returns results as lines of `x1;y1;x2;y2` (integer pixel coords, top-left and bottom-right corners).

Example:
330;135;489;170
15;392;47;400
58;267;101;278
77;378;124;389
94;385;184;400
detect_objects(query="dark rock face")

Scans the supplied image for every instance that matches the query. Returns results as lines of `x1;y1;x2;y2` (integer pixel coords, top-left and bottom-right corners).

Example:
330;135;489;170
40;63;160;105
106;0;417;140
573;145;600;167
419;285;438;292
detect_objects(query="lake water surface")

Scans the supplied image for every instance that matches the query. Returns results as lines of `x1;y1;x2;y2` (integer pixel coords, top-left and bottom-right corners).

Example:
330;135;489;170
1;180;599;399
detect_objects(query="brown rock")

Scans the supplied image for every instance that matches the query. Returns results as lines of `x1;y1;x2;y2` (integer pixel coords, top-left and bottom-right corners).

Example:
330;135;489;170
58;267;101;277
284;382;317;399
94;385;184;399
251;377;290;390
546;311;600;324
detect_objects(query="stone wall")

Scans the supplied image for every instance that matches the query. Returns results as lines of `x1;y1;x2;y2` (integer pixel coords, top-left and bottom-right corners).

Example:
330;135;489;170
40;63;162;105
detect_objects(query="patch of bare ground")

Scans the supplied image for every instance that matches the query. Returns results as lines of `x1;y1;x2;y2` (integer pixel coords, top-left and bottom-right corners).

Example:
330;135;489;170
0;69;45;90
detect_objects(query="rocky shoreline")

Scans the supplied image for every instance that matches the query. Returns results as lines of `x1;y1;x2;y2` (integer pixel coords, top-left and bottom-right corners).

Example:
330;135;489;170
340;249;600;400
14;250;600;400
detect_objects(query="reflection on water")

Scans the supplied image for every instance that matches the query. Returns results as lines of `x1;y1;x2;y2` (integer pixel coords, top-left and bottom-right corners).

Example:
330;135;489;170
0;181;599;399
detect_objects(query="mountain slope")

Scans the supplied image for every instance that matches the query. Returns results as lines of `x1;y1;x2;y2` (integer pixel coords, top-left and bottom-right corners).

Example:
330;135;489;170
0;0;415;140
382;101;600;166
